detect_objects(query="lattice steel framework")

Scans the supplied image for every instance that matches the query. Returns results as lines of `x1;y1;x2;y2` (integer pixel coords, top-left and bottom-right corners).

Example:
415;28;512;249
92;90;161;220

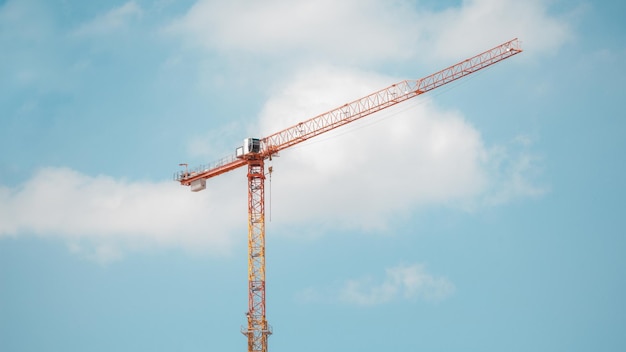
174;38;523;352
261;38;522;154
241;158;271;352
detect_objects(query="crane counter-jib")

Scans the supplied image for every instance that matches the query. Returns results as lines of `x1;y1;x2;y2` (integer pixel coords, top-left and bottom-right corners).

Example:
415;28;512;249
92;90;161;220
176;157;247;187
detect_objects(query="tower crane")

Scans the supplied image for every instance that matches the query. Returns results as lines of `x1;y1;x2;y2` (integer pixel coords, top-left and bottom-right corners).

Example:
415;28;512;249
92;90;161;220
175;38;522;352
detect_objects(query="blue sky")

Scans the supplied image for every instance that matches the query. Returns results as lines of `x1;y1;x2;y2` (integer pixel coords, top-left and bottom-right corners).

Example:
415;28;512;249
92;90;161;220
1;0;625;351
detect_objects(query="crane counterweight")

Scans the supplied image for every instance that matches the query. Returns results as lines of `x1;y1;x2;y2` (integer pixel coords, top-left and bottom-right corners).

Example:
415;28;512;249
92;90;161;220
190;179;206;192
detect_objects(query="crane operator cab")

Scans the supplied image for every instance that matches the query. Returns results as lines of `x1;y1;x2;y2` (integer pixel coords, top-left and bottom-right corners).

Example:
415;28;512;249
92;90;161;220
236;138;261;159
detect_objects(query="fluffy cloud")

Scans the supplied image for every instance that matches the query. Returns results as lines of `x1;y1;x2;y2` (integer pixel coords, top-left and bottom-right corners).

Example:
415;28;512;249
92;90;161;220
0;167;247;262
417;0;573;60
166;0;417;64
0;65;545;261
340;263;456;305
254;65;543;233
483;135;548;206
296;263;455;305
167;0;573;63
0;0;548;261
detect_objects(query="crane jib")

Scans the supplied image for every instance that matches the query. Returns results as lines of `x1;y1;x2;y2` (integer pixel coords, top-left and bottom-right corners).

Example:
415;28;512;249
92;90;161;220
175;38;522;186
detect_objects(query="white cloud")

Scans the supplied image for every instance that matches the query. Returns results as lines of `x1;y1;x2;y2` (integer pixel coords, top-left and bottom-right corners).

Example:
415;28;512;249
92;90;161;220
297;263;455;305
166;0;418;64
166;0;574;64
483;136;548;206
416;0;574;61
0;0;549;260
340;263;455;305
255;65;545;233
0;65;545;260
0;167;247;260
68;242;123;265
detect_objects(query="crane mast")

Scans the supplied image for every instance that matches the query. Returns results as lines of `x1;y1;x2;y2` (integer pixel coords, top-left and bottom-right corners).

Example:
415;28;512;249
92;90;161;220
175;38;522;352
243;157;271;352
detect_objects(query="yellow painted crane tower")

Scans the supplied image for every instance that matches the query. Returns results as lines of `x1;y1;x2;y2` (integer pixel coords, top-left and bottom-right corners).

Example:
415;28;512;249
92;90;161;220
175;38;522;352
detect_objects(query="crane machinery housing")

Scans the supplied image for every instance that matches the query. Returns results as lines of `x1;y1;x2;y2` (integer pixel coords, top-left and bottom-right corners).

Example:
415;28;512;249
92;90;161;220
175;38;522;352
